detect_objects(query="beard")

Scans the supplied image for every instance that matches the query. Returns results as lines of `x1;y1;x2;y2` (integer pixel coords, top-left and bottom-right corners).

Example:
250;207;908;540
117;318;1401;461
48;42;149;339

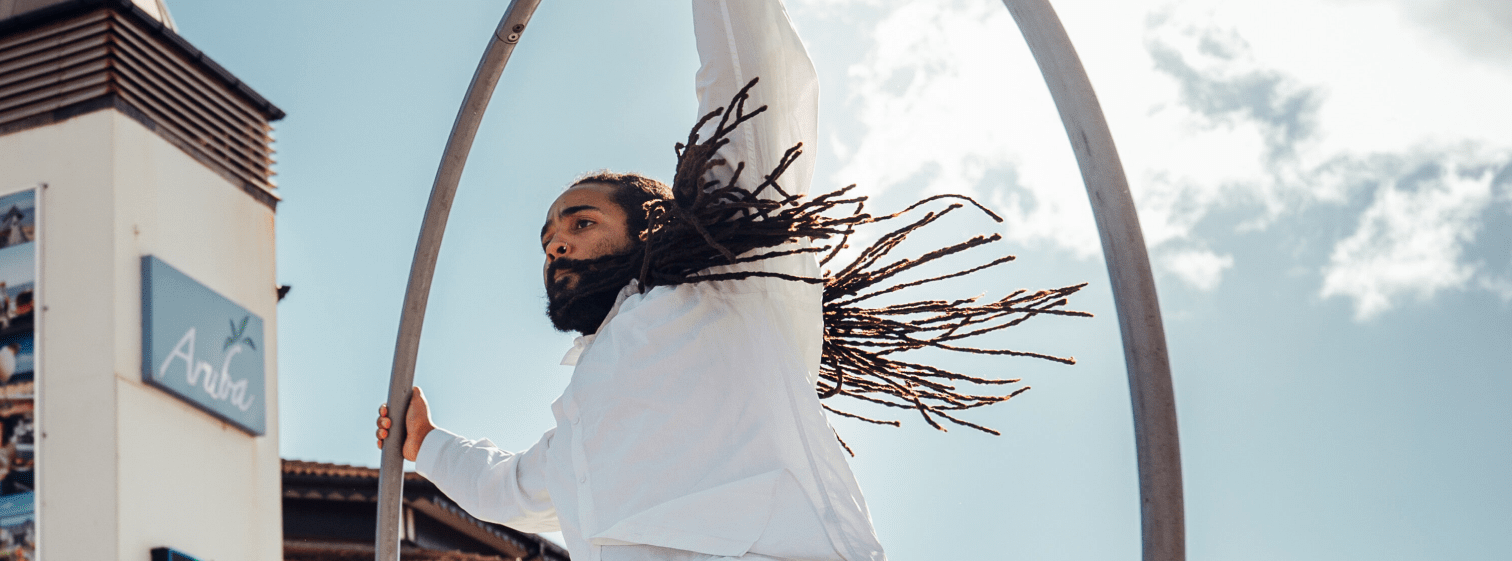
545;249;640;335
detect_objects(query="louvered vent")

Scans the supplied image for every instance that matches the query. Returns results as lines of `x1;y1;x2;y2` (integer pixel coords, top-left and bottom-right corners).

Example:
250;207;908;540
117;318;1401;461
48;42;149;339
0;2;285;207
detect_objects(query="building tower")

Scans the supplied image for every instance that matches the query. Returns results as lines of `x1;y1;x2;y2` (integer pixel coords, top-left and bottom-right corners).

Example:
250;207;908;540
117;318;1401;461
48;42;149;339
0;0;284;559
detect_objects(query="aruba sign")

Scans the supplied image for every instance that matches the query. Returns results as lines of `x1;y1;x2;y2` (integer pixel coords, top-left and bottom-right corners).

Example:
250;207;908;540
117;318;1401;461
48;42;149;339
141;256;266;435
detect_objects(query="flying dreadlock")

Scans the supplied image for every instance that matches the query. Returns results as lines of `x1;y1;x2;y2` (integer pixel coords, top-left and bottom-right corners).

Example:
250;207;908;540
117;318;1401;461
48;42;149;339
552;78;1090;448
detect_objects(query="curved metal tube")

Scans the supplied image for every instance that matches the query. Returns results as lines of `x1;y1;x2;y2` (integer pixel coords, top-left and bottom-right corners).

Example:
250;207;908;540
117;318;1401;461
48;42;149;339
1000;1;1185;559
375;1;543;559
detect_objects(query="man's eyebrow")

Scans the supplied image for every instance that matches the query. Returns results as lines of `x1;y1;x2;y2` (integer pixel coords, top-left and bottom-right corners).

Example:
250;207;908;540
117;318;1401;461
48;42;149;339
540;205;603;239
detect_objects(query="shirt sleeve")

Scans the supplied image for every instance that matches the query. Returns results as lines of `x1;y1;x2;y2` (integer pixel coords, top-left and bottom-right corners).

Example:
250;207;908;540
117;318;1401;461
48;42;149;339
693;0;819;199
415;427;561;533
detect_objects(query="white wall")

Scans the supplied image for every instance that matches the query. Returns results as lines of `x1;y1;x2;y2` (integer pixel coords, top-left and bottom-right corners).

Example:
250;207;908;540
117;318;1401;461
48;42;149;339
2;110;118;561
0;108;281;561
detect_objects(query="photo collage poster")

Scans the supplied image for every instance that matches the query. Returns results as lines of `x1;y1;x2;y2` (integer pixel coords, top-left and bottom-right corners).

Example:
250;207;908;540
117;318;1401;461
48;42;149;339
0;188;35;561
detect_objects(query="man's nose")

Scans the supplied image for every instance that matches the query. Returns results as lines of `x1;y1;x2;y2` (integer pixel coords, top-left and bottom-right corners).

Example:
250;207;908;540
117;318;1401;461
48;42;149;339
546;240;570;262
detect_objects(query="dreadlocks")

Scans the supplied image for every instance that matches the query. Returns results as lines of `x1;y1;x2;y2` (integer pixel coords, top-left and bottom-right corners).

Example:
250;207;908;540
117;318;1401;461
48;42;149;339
551;78;1090;442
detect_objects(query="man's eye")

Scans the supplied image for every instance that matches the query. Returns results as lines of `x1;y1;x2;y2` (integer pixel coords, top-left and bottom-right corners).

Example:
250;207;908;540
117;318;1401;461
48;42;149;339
575;218;595;229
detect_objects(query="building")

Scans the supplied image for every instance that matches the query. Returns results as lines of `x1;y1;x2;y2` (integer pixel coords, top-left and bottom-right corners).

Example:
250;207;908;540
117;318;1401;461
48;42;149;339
0;0;283;558
282;460;570;561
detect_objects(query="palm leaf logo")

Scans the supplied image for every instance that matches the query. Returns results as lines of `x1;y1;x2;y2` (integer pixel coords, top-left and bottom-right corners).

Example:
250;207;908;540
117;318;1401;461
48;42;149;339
224;315;257;351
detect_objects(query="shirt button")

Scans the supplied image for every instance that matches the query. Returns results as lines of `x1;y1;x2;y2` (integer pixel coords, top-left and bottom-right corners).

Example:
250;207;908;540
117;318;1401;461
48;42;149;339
578;473;587;483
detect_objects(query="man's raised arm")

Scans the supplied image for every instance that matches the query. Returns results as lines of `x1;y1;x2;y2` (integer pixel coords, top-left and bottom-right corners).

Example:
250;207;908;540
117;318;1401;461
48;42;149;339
693;0;819;198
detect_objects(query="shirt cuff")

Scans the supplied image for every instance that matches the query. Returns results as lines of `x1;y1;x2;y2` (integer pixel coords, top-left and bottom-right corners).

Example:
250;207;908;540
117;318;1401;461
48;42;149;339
413;426;460;478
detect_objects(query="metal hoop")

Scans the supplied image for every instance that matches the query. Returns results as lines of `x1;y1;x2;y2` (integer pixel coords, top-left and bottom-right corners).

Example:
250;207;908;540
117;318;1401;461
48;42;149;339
374;2;543;560
1003;1;1184;559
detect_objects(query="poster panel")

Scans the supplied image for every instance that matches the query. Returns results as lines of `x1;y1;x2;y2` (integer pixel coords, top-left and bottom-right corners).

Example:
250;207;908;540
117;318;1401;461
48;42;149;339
0;187;36;561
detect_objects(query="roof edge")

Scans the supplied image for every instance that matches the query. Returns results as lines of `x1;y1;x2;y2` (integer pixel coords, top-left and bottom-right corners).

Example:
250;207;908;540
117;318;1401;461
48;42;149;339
283;459;428;481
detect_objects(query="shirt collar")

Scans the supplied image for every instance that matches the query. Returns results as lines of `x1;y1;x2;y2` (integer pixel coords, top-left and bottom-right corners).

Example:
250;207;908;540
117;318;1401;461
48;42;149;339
559;280;640;366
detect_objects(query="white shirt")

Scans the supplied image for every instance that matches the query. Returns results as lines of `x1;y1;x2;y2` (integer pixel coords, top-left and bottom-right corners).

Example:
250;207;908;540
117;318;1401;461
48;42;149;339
415;1;886;560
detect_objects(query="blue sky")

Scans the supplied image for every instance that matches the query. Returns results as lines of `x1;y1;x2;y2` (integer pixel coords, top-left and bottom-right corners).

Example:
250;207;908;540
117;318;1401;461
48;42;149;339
164;0;1510;559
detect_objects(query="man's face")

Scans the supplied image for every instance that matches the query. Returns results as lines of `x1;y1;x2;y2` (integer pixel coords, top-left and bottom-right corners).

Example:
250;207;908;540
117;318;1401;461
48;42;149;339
540;182;633;291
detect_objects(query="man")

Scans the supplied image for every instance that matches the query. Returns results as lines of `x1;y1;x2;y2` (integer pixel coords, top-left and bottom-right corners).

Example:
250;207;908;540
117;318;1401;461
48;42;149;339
377;1;889;560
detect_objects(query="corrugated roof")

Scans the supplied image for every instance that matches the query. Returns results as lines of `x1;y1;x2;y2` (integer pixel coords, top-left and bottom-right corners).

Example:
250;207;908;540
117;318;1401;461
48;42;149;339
282;459;429;482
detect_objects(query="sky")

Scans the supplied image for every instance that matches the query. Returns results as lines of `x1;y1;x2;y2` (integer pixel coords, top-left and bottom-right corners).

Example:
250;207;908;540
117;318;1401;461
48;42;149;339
162;0;1510;559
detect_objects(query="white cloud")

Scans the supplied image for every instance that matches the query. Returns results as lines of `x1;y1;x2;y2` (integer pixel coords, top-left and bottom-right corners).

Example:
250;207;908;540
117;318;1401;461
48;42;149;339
1320;164;1498;320
809;0;1512;312
1201;0;1512;153
1161;247;1235;291
1480;276;1512;303
828;0;1099;258
1335;0;1512;64
1131;10;1331;242
824;0;1290;291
